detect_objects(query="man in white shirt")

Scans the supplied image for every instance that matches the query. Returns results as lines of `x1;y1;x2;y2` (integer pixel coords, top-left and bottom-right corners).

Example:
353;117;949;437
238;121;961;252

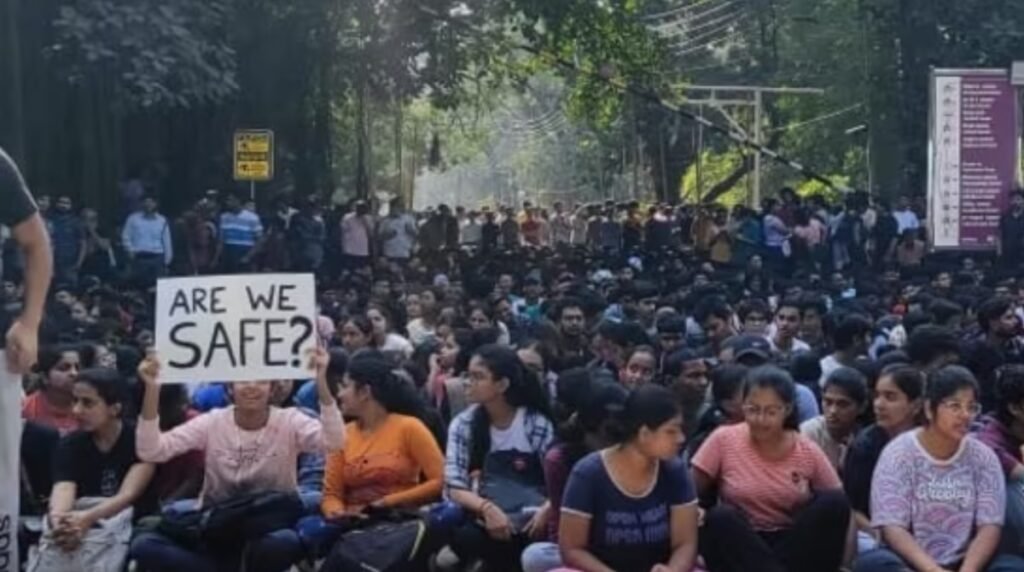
892;196;920;234
460;210;482;248
122;195;172;286
550;201;572;245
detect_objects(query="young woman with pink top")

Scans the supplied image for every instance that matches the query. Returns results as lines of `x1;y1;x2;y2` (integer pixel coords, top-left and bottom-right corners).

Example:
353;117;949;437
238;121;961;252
692;365;852;572
129;347;343;572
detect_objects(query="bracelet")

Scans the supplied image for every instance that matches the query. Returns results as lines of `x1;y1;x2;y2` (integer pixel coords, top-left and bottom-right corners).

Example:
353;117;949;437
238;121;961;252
479;500;494;515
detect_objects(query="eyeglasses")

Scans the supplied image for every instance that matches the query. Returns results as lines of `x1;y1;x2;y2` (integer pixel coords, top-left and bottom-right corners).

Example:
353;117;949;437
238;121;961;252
940;401;981;417
741;404;787;419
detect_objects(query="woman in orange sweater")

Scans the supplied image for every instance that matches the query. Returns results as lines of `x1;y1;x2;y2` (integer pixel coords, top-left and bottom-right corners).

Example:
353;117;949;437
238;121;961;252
302;352;444;562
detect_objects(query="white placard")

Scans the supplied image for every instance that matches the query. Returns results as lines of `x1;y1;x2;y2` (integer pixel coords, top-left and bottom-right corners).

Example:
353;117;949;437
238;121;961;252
0;356;20;572
155;273;317;384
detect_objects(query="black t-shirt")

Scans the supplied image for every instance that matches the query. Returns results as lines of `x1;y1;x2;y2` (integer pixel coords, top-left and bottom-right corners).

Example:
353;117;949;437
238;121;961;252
842;424;890;516
0;147;40;229
53;422;141;498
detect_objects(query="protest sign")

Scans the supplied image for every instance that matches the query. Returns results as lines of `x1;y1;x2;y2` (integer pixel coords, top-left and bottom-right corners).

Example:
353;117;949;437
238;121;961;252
928;68;1019;250
155;273;316;383
0;357;19;572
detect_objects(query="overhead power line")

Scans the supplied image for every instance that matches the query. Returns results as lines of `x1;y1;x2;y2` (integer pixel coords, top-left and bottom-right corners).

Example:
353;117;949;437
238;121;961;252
415;3;842;192
649;0;737;34
640;0;721;22
766;103;864;134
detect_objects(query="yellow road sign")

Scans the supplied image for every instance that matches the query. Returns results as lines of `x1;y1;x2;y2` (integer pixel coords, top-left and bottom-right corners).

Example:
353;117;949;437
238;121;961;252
234;130;274;181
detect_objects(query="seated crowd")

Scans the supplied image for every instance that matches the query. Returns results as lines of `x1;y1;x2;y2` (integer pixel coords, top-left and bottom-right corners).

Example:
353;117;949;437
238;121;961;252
16;193;1024;572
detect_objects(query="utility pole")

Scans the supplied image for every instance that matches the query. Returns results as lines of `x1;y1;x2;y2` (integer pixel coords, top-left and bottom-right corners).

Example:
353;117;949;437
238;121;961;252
753;89;763;207
675;84;825;207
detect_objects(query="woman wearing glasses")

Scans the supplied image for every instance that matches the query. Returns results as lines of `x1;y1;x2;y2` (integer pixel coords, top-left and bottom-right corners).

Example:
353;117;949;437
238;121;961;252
692;365;851;572
855;366;1024;572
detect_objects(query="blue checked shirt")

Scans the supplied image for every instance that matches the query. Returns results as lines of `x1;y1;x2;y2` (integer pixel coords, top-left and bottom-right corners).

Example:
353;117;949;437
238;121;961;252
444;405;554;494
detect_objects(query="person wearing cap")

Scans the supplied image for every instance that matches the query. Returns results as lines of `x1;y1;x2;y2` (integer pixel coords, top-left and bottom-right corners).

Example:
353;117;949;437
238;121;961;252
722;335;821;424
662;348;711;439
719;334;773;367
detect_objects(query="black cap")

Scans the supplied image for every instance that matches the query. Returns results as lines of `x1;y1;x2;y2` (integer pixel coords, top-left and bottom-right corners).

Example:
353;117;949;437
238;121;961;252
727;335;772;362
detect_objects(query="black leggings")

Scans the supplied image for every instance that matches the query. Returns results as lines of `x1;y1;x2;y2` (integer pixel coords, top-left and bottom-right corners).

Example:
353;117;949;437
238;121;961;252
699;490;850;572
449;521;529;572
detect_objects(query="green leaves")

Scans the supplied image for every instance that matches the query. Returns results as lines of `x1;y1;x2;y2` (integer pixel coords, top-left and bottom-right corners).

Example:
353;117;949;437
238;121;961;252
51;0;237;109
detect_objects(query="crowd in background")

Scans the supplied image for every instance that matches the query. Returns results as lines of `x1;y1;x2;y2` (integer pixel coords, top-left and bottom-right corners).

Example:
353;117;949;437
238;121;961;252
14;183;1024;572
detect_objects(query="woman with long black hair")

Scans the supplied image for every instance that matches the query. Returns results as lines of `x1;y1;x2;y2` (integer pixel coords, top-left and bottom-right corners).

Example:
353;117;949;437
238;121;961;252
444;344;555;572
304;353;444;569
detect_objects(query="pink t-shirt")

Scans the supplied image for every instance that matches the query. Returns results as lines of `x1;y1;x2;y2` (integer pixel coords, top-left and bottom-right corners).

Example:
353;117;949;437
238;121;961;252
692;423;840;531
137;403;344;505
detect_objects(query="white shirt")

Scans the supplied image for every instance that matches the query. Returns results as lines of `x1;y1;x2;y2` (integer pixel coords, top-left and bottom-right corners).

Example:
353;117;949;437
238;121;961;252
378;214;416;258
893;209;920;234
767;335;811;357
819;354;843;388
461;220;482;245
489;407;532;453
380;332;414;359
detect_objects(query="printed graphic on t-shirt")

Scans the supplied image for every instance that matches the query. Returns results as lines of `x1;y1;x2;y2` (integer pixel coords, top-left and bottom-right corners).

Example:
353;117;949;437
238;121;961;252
604;505;670;545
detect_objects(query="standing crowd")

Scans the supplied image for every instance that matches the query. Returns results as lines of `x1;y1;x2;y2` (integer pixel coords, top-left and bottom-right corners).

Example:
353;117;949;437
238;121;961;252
13;179;1024;572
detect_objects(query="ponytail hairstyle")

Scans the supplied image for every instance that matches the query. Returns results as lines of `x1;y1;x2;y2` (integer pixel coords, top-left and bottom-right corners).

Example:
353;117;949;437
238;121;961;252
75;367;129;419
557;376;629;464
468;344;554;471
346;353;426;419
606;384;681;444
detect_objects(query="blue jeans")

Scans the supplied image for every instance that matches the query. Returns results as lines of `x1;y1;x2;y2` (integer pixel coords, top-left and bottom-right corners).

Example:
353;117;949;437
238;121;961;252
295;515;343;559
1003;481;1024;555
521;541;563;572
130;529;304;572
854;548;1024;572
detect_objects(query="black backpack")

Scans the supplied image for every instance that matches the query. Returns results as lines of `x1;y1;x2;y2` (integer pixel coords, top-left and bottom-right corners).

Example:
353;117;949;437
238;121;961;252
158;490;305;549
320;509;428;572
